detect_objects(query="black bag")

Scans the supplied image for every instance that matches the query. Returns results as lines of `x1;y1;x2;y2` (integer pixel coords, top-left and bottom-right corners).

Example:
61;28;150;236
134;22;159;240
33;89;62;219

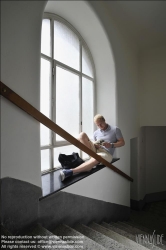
58;152;84;169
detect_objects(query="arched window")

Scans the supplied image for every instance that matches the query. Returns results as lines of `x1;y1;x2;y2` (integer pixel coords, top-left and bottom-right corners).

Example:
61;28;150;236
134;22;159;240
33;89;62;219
40;13;96;173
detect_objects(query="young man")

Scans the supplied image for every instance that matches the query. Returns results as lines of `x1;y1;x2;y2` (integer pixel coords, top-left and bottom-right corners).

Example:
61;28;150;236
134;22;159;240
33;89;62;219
60;114;125;181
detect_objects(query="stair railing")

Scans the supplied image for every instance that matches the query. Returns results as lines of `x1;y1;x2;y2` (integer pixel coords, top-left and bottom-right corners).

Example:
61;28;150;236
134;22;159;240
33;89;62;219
0;81;133;182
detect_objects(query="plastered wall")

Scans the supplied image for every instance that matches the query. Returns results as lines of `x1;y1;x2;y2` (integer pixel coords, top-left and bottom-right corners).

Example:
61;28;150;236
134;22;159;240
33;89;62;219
139;45;166;126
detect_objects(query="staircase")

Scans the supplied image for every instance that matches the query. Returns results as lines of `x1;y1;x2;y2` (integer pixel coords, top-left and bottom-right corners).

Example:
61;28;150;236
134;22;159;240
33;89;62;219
1;201;166;250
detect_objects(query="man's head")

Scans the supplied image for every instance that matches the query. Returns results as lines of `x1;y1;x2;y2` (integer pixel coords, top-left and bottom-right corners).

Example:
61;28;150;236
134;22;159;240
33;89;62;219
94;114;107;130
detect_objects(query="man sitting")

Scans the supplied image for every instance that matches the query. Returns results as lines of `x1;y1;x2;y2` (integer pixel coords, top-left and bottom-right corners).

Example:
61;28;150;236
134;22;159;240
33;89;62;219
60;114;125;181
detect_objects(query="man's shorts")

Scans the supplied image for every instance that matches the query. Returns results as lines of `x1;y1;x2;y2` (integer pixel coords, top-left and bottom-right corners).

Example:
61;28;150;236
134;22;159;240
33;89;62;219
89;141;112;163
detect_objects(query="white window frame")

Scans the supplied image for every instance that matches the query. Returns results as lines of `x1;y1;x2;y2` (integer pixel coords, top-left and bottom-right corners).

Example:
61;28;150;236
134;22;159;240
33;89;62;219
40;13;96;174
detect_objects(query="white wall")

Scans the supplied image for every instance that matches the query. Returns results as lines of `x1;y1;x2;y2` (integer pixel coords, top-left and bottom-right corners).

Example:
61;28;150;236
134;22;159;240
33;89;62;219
139;45;166;126
1;1;46;187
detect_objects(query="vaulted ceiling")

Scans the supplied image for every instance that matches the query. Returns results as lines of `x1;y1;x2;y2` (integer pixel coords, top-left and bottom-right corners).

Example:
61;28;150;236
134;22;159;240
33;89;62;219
105;0;166;51
45;0;166;52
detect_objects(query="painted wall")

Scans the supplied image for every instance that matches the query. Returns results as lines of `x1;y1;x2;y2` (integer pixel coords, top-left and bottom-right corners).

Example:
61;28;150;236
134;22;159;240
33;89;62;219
139;45;166;126
1;1;46;186
130;45;166;203
131;126;166;203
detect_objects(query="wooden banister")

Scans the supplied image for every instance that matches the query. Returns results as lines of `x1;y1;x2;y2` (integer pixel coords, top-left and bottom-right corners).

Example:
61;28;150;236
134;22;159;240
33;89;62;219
0;81;133;182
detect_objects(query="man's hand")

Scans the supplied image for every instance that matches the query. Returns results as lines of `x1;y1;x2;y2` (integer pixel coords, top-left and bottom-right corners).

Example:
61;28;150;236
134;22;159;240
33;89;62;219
94;143;101;149
103;138;125;148
102;142;111;148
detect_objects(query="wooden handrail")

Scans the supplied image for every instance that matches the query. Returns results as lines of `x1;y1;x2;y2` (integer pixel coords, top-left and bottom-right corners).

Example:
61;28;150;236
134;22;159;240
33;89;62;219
0;81;133;182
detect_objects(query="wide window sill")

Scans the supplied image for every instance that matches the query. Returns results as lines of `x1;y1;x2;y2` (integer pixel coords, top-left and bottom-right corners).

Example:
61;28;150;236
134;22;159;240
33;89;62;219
40;158;120;200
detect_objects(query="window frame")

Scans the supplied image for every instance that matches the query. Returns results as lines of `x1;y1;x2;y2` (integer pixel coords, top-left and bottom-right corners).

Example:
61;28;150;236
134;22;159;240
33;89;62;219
40;13;96;174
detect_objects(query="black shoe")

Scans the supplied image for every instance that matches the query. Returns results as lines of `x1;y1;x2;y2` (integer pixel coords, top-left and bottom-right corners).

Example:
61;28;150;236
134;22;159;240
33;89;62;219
60;169;73;181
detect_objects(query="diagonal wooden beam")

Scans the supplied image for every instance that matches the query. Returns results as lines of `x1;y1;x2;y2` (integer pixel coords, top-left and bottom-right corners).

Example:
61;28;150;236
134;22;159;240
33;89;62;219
0;81;133;182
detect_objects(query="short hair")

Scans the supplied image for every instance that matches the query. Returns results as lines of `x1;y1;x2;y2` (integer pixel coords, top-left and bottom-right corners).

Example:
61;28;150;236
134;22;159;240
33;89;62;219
94;114;105;123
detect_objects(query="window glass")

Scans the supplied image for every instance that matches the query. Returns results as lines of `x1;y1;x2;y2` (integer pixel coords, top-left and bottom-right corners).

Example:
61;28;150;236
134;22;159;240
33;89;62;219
82;77;94;139
41;149;50;171
41;19;51;57
40;124;51;146
40;58;51;118
54;21;79;70
40;15;95;172
82;46;93;77
40;58;51;146
56;67;80;141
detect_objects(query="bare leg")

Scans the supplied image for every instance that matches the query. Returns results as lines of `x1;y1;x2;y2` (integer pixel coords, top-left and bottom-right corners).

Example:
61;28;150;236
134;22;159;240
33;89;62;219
72;158;99;173
78;132;95;151
70;132;98;173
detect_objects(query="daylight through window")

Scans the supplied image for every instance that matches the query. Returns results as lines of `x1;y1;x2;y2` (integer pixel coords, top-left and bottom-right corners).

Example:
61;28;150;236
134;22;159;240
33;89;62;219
40;14;95;173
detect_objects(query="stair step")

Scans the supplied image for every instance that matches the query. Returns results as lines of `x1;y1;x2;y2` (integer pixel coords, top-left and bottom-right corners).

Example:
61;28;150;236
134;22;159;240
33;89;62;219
106;222;164;250
126;220;166;242
143;201;166;218
52;223;106;250
91;221;150;250
117;221;159;237
125;220;166;242
1;224;13;236
116;221;166;250
130;210;166;235
124;221;162;236
74;223;132;250
131;210;166;222
20;224;65;250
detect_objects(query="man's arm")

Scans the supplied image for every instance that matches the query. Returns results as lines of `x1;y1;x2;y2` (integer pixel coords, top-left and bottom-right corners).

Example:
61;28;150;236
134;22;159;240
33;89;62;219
103;138;125;148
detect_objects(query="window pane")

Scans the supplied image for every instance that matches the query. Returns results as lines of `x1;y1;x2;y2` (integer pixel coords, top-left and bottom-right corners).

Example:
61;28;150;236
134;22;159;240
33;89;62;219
40;124;51;146
40;58;51;118
82;78;94;160
56;67;80;141
82;77;94;139
54;21;79;70
41;149;50;171
40;58;51;146
82;46;94;78
41;19;51;57
54;145;80;168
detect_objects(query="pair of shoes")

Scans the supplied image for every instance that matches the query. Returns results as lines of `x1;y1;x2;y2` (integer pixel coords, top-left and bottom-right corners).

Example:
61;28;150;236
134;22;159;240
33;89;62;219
60;169;73;181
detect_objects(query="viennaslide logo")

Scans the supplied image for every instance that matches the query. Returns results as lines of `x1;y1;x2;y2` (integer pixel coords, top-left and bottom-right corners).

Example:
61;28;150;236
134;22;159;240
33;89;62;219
136;230;164;248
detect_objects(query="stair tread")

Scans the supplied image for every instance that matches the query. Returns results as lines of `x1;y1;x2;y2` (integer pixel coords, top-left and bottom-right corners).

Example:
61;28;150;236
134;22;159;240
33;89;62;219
124;221;166;241
105;222;164;250
74;223;132;250
52;223;107;250
131;210;166;221
91;222;153;250
130;210;166;234
105;222;136;241
143;201;166;217
116;221;166;250
20;224;65;250
125;221;160;234
1;224;13;236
